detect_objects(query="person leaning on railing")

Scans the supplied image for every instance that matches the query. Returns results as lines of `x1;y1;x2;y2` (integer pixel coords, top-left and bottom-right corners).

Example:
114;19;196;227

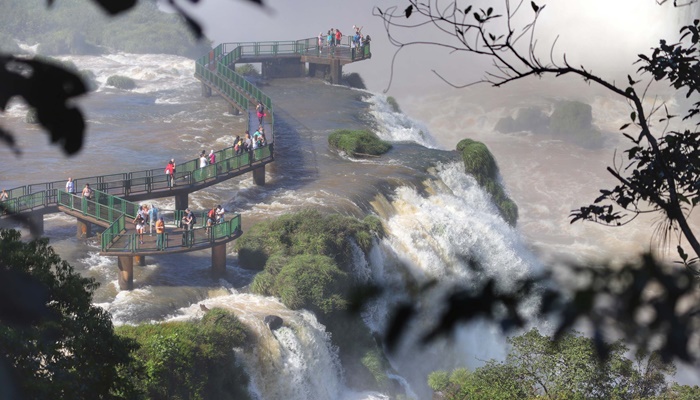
0;189;8;202
81;184;94;200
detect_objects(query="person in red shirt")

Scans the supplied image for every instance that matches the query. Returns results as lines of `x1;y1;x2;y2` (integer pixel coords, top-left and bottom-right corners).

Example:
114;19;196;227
165;160;175;188
335;29;342;47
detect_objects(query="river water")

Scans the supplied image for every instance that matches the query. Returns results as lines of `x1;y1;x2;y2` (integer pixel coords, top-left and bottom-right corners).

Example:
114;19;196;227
1;51;697;398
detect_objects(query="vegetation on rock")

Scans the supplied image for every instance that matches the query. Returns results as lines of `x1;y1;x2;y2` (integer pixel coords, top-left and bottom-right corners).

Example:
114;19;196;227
236;210;394;392
235;63;260;77
328;129;392;157
25;108;38;124
115;308;250;400
456;138;518;225
107;75;136;90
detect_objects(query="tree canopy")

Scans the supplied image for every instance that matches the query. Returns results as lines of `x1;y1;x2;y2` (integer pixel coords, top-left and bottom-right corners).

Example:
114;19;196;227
428;328;685;400
0;229;137;399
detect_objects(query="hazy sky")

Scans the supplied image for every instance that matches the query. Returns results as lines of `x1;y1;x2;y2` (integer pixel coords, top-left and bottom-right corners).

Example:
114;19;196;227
177;0;693;97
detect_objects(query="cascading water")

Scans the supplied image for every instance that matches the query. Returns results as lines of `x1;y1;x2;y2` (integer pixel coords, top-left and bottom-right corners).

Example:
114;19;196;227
168;294;389;400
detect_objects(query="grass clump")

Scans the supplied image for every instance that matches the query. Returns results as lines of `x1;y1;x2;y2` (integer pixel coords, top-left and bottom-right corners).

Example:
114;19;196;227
328;129;392;157
457;139;518;226
116;308;250;400
106;75;136;90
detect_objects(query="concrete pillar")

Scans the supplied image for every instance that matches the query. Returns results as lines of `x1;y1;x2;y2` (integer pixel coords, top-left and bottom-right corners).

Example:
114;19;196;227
330;59;342;84
201;82;212;98
118;256;134;291
211;243;227;276
175;193;188;211
77;218;92;238
228;103;240;116
134;255;146;266
28;213;44;236
253;165;265;186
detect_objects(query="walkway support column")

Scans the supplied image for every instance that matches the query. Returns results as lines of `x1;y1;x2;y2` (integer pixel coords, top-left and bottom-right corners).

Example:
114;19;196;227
175;193;188;211
77;218;92;238
134;255;146;266
330;59;342;84
28;213;44;236
201;82;212;98
212;243;227;276
118;256;134;291
228;104;240;116
253;165;265;186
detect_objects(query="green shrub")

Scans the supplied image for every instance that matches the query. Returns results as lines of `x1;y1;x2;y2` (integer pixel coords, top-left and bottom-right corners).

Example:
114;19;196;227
457;139;518;226
386;96;402;113
106;75;136;90
274;254;349;314
116;308;250;400
235;63;260;76
328;129;392;157
362;350;391;387
343;72;367;89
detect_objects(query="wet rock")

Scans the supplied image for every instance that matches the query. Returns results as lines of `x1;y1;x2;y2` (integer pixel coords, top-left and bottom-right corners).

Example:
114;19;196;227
264;315;283;331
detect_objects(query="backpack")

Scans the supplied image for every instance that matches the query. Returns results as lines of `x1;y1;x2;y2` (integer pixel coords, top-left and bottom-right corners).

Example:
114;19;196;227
257;103;264;114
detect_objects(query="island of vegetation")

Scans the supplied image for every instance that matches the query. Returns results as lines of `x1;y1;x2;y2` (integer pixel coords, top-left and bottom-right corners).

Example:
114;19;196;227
328;129;393;157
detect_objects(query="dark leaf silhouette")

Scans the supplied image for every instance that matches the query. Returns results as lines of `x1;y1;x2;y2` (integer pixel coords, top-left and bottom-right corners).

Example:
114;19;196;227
531;1;539;12
405;4;413;18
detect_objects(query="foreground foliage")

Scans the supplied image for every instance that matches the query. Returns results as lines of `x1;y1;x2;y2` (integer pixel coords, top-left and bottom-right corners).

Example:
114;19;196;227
116;308;250;400
328;129;393;157
0;229;137;399
428;328;699;400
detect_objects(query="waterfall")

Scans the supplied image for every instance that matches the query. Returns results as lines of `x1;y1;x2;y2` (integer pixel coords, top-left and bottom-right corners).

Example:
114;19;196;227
171;294;389;400
352;162;544;398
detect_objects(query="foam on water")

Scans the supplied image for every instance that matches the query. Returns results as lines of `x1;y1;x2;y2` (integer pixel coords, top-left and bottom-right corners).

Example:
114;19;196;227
367;93;440;149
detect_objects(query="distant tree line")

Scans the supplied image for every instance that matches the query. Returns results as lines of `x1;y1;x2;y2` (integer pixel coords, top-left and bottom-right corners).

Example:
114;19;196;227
0;0;210;57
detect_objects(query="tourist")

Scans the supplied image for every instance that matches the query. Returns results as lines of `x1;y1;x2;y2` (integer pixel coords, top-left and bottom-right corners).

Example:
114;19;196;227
205;208;215;234
81;183;93;200
335;28;343;47
327;30;333;48
353;24;363;35
148;204;158;236
181;209;191;230
165;160;175;188
215;205;225;224
133;214;145;245
155;217;165;250
244;132;252;152
0;189;8;201
209;149;216;165
234;135;241;154
318;32;324;53
199;151;208;168
65;177;76;195
256;101;265;125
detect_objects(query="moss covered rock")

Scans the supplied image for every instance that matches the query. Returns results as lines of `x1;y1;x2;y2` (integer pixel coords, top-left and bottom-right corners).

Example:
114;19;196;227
106;75;136;90
457;139;518;226
549;100;603;147
328;129;392;157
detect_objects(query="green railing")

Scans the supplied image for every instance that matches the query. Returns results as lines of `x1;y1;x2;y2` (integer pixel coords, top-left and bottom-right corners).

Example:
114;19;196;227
104;213;242;253
1;140;272;209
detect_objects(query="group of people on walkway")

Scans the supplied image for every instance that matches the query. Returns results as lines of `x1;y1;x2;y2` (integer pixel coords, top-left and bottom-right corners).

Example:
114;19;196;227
132;204;167;250
317;25;370;56
234;126;268;155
